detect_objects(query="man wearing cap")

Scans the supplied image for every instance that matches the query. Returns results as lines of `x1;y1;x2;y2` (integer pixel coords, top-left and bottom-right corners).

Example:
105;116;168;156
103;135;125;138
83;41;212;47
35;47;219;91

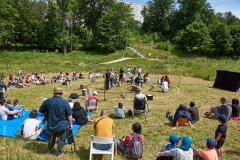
133;87;149;111
39;87;73;157
195;138;218;160
215;114;228;158
87;91;100;105
204;97;232;120
156;135;182;160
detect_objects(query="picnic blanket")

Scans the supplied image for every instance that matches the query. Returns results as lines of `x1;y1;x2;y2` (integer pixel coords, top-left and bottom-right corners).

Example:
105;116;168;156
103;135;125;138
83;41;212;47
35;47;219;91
0;110;92;142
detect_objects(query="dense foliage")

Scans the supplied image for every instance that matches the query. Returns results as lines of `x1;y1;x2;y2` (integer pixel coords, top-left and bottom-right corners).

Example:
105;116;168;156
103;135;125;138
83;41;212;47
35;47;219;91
0;0;240;56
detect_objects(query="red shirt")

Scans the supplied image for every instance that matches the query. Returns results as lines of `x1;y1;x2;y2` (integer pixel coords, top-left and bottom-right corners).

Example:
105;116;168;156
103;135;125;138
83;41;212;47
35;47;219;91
87;95;100;104
121;133;144;158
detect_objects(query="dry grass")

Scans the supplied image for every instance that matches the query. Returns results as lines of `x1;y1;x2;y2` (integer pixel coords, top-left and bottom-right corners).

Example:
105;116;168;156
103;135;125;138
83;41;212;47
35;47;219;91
1;73;240;160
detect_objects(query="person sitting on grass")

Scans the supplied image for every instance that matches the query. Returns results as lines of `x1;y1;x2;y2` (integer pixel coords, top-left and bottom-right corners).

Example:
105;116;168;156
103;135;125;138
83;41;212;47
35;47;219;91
72;102;93;126
21;110;45;141
0;100;21;120
194;138;218;160
155;134;182;160
231;98;240;118
188;102;199;123
161;79;168;92
113;101;125;118
11;99;24;117
159;136;193;160
204;97;232;121
166;104;194;130
117;122;144;158
215;114;228;158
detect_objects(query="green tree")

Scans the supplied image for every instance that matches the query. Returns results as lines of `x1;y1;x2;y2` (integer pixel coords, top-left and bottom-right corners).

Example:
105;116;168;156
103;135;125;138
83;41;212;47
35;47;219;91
142;0;175;35
230;23;240;55
94;2;132;52
174;21;212;52
210;23;233;55
216;12;240;26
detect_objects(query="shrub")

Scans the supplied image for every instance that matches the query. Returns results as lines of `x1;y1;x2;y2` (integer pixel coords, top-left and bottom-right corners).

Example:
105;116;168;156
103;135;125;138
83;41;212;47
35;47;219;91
156;40;171;51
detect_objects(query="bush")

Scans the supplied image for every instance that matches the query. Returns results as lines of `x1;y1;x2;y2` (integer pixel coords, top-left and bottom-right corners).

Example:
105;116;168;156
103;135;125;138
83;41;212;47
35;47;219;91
156;40;171;51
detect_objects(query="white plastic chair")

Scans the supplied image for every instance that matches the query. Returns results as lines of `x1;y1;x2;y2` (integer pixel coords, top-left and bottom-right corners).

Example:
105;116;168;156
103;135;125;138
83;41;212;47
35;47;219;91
89;135;114;160
86;99;98;113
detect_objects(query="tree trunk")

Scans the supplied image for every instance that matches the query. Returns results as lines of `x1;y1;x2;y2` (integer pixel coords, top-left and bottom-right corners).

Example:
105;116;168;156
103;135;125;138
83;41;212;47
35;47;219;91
61;2;67;55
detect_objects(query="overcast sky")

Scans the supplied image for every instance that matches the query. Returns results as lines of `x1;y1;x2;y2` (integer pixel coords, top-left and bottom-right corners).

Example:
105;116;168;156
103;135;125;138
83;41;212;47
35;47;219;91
125;0;240;18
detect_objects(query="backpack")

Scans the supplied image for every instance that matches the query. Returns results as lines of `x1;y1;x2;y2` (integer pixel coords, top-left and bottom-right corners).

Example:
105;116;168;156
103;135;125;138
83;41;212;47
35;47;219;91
130;134;143;158
66;129;76;151
69;93;79;99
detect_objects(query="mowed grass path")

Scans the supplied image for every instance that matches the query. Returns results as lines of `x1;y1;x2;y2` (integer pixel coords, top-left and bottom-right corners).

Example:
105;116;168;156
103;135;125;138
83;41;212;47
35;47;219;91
1;73;240;160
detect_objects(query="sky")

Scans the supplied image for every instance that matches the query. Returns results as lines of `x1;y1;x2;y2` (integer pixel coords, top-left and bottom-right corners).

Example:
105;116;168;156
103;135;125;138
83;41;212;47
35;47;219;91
124;0;240;18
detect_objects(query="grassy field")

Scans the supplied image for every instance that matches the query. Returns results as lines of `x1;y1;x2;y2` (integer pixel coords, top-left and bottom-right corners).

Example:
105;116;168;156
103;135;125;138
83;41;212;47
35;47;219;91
0;50;240;160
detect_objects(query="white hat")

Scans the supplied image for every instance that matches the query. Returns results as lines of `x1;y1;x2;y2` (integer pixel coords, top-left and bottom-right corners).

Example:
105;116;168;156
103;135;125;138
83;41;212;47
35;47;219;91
93;91;97;95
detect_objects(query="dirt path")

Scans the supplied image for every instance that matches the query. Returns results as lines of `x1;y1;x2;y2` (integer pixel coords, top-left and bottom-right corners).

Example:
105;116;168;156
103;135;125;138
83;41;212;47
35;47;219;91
100;57;133;64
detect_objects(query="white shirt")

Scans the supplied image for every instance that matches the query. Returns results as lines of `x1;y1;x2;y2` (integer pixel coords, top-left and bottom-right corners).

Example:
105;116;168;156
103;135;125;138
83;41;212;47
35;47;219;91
161;81;168;91
160;148;193;160
69;102;73;109
138;68;142;73
0;106;8;120
22;118;40;138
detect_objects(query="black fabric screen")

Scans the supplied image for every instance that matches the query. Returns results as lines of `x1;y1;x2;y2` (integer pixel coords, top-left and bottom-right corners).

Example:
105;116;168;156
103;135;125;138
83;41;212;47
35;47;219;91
213;70;240;92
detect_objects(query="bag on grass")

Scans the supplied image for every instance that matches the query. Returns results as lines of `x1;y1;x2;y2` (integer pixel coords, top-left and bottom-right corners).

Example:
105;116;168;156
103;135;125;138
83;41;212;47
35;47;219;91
69;93;79;99
127;109;132;116
130;134;143;158
66;129;76;151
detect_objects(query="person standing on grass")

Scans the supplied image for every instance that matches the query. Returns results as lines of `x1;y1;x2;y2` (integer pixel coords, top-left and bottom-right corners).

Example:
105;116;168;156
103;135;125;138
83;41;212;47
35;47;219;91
105;70;110;90
119;67;124;84
137;66;142;78
215;114;228;158
39;87;73;157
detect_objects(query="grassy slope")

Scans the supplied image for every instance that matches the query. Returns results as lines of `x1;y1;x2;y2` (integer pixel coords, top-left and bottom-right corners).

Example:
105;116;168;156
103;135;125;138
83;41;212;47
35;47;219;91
0;50;240;160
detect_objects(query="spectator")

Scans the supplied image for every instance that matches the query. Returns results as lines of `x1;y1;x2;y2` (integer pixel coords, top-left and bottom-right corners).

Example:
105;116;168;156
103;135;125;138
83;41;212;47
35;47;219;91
78;72;84;79
87;91;100;108
161;79;168;92
117;122;144;158
134;76;142;87
119;67;124;83
110;68;115;88
144;72;150;83
21;110;45;141
159;136;193;160
166;104;194;129
215;114;227;158
204;97;232;121
188;102;199;123
165;75;171;87
68;98;73;109
39;87;73;157
105;70;110;90
132;67;137;77
133;87;149;111
154;77;161;85
94;110;117;155
137;66;142;78
96;72;100;78
126;66;131;79
231;98;240;117
113;101;125;118
0;100;20;120
156;134;182;160
72;102;93;126
195;138;218;160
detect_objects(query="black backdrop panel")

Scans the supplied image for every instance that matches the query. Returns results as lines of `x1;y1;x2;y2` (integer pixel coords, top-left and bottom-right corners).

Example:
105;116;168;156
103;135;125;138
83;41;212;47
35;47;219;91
213;70;229;89
224;71;240;92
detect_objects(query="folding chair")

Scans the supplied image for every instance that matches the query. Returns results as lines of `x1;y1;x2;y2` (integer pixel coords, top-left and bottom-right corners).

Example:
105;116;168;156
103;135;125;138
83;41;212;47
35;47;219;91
86;99;98;113
89;135;114;160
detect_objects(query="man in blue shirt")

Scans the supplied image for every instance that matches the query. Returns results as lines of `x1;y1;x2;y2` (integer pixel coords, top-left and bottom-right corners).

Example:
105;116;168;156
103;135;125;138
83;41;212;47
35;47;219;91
39;87;73;157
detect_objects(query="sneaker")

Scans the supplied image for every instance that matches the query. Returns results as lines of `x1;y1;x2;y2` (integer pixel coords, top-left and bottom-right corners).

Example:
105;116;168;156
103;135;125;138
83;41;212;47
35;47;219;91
56;151;64;157
204;112;209;116
166;111;170;117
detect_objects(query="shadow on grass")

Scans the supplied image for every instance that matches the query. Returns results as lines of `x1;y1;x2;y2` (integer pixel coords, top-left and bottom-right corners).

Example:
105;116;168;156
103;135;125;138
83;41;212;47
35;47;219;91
225;150;240;155
23;141;47;154
75;146;104;160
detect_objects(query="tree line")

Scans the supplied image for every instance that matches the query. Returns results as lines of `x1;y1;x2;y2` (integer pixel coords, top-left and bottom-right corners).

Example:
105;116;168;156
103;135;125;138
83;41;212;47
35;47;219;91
0;0;240;56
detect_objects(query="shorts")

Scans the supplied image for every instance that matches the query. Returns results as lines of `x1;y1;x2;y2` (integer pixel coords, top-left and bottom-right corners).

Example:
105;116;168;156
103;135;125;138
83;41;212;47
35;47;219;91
215;139;225;149
93;143;112;150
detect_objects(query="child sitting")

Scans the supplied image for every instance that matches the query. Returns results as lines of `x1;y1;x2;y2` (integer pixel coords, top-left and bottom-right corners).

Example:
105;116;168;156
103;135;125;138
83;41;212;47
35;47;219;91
195;138;218;160
114;101;125;118
11;99;24;117
21;110;45;141
156;135;182;160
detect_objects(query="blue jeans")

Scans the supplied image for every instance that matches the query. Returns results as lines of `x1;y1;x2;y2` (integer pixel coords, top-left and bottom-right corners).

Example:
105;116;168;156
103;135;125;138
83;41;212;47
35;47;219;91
211;108;220;116
117;140;127;155
93;143;112;150
110;78;114;87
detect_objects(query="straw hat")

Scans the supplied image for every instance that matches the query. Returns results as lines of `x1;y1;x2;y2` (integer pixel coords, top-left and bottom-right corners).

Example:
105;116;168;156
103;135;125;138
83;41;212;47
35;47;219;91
53;87;63;94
